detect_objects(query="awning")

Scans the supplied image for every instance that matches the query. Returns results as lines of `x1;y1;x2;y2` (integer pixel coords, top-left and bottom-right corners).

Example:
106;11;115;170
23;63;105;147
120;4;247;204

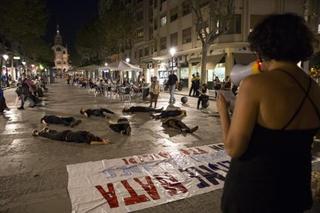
118;60;142;71
105;60;142;71
207;54;225;64
233;53;256;65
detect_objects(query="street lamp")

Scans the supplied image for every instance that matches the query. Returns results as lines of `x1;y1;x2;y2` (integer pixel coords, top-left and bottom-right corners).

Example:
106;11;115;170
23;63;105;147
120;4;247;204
169;47;176;74
2;54;9;61
125;58;130;63
104;62;108;67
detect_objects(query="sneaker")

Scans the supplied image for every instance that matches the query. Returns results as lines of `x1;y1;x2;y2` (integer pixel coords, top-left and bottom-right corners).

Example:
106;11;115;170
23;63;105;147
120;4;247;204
71;120;82;127
190;126;199;133
17;106;24;110
32;129;39;136
124;126;131;135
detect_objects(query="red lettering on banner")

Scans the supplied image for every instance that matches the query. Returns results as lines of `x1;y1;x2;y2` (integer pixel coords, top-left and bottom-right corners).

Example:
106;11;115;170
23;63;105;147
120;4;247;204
180;149;190;155
158;151;171;158
122;159;129;165
152;154;160;159
158;152;171;158
180;148;208;155
154;172;188;196
195;148;208;154
95;184;119;208
129;157;138;164
134;176;160;200
121;180;150;205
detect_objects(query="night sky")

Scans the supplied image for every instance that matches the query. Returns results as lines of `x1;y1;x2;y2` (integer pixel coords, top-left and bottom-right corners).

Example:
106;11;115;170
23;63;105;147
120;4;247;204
45;0;99;62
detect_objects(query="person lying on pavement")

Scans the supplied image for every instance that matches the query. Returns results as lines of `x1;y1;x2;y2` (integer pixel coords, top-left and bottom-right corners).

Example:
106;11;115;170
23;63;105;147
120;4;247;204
80;107;115;118
162;117;198;134
108;117;131;135
32;127;109;145
152;109;187;120
40;115;82;127
122;106;163;114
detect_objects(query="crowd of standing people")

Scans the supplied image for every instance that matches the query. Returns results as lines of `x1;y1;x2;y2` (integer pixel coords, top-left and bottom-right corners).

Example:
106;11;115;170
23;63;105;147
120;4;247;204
15;73;48;110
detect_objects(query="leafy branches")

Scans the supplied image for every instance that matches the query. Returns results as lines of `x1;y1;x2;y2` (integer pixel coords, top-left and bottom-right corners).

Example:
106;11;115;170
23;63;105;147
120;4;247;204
0;0;52;65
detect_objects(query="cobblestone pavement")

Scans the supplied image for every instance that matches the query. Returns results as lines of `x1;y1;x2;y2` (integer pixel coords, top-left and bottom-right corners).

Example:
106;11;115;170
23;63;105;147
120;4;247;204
0;81;319;213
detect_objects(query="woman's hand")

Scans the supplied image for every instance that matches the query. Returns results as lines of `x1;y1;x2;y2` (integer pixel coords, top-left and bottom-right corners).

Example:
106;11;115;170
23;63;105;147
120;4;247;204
216;93;229;114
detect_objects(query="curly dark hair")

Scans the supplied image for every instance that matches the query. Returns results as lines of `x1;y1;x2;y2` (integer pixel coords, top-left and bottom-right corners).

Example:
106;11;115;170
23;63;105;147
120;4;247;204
248;13;315;62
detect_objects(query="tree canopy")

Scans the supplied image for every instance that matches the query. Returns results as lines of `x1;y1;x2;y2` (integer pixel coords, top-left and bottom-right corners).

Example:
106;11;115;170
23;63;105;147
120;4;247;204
0;0;53;65
75;0;135;66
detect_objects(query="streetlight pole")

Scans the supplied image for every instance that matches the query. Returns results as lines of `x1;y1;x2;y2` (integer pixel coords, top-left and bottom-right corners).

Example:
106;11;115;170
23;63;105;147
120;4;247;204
169;47;176;74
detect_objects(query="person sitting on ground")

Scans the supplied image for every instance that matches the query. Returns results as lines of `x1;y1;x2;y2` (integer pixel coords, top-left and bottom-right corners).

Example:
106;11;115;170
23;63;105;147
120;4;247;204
122;106;163;114
108;117;131;135
162;117;198;134
197;83;209;109
80;107;115;118
32;127;109;145
40;115;82;127
152;109;187;120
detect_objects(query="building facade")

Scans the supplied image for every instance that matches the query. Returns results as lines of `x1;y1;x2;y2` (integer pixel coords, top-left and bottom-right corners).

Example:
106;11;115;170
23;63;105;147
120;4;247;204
129;0;320;88
52;26;70;72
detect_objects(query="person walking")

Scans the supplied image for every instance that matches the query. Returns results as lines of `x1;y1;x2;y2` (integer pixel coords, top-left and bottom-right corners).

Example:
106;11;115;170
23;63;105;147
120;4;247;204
189;74;196;96
217;13;319;213
167;71;178;104
149;76;160;108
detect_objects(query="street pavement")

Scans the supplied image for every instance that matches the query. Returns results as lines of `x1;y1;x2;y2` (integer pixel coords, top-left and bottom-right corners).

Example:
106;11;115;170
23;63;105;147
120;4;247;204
0;81;224;213
0;80;319;213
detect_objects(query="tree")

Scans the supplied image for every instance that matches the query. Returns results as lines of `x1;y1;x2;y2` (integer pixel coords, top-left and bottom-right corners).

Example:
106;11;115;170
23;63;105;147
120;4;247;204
75;19;106;66
98;0;135;55
0;0;52;65
190;0;235;83
75;0;135;66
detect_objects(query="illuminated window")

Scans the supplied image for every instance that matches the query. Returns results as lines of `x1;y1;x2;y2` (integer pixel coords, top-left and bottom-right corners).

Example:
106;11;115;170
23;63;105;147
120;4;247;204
137;28;144;39
160;15;167;26
318;24;320;34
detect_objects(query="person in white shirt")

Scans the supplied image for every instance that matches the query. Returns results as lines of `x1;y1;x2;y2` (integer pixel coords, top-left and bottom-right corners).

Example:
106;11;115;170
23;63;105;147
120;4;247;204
149;76;160;108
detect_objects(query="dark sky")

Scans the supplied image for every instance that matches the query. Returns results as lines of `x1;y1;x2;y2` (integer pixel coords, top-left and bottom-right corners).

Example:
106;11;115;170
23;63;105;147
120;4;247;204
46;0;99;61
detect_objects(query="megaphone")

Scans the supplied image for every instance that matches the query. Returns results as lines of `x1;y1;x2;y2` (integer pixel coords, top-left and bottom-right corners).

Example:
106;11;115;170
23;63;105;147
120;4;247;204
230;61;261;86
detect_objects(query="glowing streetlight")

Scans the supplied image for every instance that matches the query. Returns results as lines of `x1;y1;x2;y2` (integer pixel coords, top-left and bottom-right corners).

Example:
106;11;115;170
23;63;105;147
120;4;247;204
169;47;176;74
104;62;108;67
2;54;9;61
125;58;130;63
169;47;176;57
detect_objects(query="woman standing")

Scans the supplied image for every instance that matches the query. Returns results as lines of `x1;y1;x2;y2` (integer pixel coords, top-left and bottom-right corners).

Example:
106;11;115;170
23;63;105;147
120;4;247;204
149;76;160;108
217;13;319;213
0;87;9;114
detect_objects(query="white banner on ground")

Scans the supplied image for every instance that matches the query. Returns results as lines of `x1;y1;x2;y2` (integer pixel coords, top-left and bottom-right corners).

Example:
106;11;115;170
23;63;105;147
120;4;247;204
67;144;230;213
67;144;320;213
